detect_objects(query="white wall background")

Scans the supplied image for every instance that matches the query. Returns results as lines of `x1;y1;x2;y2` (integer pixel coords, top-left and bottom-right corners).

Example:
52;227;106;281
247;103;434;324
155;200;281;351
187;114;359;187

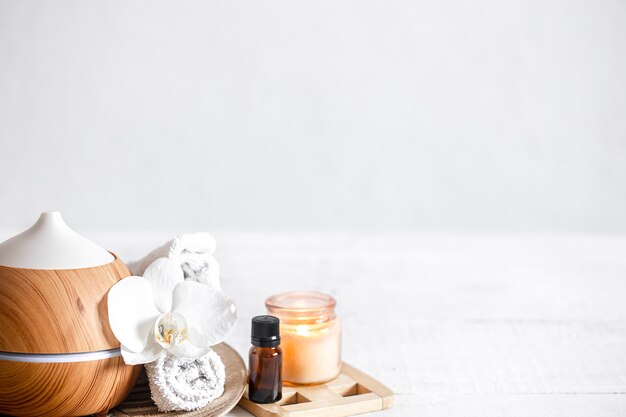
1;0;625;233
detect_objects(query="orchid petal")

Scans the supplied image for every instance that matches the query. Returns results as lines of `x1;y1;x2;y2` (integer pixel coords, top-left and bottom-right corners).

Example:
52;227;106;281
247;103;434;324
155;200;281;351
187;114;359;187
121;336;163;365
143;257;184;313
107;276;160;353
171;281;237;347
168;340;212;359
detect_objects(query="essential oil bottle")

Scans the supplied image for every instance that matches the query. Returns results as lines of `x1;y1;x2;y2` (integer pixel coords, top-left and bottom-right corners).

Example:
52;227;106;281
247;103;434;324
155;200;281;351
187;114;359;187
248;315;282;403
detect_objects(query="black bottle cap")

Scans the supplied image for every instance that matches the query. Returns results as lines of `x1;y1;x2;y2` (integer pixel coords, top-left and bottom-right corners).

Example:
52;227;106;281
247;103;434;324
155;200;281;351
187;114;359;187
251;315;280;347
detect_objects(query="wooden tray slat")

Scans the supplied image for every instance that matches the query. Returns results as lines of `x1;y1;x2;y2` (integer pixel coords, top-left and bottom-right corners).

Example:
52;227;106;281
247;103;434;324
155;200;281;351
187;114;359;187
238;363;394;417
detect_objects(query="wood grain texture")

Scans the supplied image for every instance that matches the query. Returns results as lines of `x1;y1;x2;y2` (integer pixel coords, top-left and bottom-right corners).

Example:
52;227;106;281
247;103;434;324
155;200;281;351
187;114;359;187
0;253;139;416
0;254;129;353
239;363;394;417
110;343;247;417
0;356;140;417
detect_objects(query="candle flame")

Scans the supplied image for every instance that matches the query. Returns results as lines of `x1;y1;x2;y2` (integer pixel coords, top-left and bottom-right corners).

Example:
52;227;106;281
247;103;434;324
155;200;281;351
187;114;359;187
295;325;310;336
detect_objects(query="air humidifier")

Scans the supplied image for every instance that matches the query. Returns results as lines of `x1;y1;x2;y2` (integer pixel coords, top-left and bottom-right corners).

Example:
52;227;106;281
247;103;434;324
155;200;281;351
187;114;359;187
0;211;140;417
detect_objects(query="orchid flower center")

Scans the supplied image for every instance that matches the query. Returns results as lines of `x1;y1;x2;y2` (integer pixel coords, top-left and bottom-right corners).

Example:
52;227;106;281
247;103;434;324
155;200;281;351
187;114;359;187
154;312;188;349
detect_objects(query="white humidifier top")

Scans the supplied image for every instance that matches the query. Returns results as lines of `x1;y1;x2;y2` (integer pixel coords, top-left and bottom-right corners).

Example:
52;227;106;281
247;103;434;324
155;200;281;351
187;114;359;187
0;211;114;269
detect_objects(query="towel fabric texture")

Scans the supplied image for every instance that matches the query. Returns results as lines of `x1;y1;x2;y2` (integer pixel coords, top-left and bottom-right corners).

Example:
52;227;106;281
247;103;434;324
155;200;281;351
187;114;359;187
145;348;226;412
127;232;221;289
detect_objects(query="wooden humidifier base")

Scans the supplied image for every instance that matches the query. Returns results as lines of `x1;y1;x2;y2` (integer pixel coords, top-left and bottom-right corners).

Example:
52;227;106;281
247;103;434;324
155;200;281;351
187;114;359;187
238;363;394;417
0;356;140;417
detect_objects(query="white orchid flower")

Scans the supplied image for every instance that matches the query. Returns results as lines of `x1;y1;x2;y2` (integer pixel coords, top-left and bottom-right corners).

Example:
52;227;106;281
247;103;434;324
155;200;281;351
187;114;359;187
107;257;237;365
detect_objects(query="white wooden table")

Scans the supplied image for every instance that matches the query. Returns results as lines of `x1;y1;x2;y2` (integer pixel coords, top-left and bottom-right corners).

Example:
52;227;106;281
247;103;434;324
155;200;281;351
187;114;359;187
11;231;626;417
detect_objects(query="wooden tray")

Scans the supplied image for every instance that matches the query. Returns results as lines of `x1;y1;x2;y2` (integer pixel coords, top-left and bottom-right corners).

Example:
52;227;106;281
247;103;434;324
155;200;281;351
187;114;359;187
238;363;394;417
109;343;246;417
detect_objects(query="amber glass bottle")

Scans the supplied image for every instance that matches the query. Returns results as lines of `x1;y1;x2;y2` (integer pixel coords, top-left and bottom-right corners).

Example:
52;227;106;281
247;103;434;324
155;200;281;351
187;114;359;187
248;315;282;403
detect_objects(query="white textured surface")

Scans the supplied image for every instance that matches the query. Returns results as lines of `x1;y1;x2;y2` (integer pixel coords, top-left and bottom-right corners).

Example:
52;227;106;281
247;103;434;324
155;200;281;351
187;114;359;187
145;349;226;412
80;232;626;416
2;230;624;415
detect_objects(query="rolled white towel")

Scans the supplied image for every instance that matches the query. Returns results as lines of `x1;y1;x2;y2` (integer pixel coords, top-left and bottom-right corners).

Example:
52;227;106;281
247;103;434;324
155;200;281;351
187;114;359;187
145;349;226;412
128;233;221;289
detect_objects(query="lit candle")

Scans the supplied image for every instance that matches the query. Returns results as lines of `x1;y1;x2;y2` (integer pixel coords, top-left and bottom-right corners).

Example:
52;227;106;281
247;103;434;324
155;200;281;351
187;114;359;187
266;291;342;385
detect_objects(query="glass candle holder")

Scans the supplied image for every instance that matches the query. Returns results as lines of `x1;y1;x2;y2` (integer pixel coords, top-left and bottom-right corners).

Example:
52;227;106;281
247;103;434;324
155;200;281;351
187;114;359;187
265;291;341;385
